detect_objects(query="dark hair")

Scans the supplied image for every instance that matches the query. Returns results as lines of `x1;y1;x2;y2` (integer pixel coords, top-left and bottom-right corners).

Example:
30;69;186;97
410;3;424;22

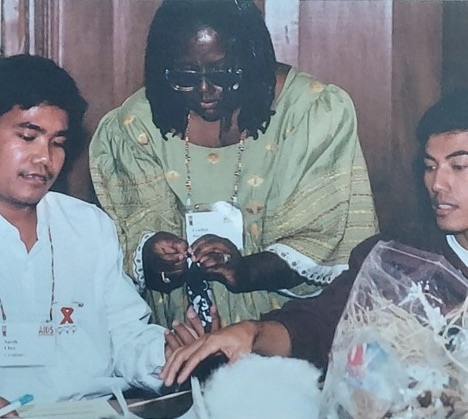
416;87;468;146
0;54;88;166
145;0;276;139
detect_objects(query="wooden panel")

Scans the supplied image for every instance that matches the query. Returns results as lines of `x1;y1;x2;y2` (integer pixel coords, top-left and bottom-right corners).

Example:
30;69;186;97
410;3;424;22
112;0;161;107
56;0;114;130
391;1;442;230
293;0;394;230
47;0;114;200
265;0;443;234
32;0;60;58
0;0;29;54
442;1;468;94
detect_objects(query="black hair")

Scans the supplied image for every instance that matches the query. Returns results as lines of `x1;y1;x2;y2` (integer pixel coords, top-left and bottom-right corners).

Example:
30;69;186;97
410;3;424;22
416;87;468;146
0;54;88;167
145;0;276;139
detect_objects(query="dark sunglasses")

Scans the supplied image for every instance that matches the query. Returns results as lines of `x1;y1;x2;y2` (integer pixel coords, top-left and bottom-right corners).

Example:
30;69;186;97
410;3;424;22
165;68;243;92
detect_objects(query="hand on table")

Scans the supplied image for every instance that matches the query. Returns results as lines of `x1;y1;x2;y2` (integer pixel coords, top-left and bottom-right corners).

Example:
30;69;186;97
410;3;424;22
160;320;259;386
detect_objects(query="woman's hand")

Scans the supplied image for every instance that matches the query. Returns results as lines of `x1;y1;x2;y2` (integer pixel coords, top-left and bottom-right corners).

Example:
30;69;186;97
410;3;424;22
160;320;260;386
143;232;189;292
189;234;245;291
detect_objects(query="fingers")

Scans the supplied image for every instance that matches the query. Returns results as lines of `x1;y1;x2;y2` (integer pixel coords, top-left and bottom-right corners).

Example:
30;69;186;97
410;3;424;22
164;329;183;354
185;306;205;337
190;235;237;264
160;337;220;386
172;240;189;255
210;305;222;332
150;234;189;262
151;242;189;276
163;306;223;385
161;321;257;386
164;320;198;353
172;320;198;344
183;305;221;338
190;247;226;267
156;246;187;264
198;252;230;269
164;318;202;362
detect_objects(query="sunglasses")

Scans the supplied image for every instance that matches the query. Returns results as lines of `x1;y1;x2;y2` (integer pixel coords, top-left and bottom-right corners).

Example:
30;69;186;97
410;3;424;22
165;68;243;92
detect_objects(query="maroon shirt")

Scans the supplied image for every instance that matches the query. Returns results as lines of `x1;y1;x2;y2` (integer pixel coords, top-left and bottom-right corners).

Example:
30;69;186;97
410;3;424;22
261;234;468;370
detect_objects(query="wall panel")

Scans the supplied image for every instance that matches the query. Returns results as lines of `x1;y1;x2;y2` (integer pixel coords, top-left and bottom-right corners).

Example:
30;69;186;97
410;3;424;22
442;1;468;94
294;0;394;229
0;0;29;55
391;1;442;229
111;0;161;107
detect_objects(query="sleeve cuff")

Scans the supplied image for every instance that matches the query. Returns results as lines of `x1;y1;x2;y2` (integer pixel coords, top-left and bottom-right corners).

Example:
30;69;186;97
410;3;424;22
132;232;156;293
266;243;348;297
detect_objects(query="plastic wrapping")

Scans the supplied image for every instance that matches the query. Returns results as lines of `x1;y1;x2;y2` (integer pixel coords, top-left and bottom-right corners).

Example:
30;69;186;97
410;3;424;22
321;240;468;419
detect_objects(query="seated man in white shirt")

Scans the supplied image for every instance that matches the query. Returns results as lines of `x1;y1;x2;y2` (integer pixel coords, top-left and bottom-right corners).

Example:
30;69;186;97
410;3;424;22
0;54;167;407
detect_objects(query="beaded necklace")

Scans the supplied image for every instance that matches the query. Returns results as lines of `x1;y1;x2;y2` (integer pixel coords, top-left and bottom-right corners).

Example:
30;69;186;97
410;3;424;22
184;115;247;209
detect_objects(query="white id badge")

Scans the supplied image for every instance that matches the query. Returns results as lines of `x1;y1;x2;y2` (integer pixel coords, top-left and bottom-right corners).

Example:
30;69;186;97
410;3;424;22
185;201;243;249
1;322;56;366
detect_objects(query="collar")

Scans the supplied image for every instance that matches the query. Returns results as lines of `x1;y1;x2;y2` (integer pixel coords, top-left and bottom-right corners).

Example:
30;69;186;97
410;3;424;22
0;194;50;245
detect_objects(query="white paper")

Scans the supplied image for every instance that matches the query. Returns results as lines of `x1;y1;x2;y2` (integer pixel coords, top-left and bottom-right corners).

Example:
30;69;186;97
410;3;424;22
18;399;139;419
185;201;243;249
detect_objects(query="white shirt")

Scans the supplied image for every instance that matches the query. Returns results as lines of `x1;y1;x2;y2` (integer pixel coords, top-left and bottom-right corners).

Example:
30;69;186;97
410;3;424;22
0;192;166;402
446;234;468;266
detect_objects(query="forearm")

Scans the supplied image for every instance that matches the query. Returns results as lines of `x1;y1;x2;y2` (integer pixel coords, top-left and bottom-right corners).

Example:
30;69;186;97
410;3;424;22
250;320;292;357
234;251;305;292
260;304;331;368
259;238;379;369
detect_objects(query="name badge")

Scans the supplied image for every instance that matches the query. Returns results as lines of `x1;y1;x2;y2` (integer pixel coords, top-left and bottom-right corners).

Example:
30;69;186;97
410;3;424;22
1;322;56;366
185;201;243;249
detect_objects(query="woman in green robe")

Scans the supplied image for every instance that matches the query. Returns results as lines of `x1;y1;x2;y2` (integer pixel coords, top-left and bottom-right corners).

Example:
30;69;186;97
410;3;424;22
89;0;378;328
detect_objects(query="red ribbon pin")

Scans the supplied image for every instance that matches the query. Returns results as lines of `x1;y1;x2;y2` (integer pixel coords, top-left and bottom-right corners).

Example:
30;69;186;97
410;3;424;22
60;307;74;324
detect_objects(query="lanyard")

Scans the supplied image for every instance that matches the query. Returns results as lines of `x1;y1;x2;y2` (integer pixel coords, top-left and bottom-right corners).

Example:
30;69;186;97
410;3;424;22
184;114;247;209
